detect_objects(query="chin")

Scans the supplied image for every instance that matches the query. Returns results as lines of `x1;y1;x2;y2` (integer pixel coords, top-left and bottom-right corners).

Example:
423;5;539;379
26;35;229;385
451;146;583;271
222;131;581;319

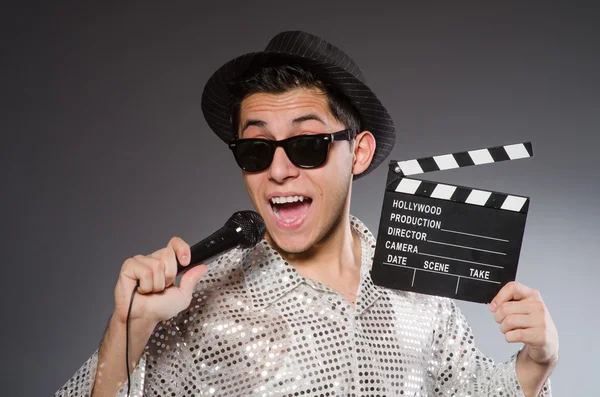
267;230;317;255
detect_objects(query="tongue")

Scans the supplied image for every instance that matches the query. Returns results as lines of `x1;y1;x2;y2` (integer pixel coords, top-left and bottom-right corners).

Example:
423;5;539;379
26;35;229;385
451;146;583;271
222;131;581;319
277;201;311;221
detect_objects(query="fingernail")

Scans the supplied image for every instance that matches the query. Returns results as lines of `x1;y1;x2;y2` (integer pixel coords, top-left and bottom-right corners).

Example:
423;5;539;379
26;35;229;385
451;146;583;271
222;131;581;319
489;301;497;312
181;255;189;264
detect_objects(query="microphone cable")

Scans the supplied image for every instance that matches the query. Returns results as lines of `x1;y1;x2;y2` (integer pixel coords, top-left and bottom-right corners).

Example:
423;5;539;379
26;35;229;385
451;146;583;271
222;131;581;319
125;280;139;397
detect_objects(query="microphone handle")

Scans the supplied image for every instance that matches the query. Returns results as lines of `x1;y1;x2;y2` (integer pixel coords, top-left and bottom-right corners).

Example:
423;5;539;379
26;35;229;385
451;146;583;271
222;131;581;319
176;225;242;275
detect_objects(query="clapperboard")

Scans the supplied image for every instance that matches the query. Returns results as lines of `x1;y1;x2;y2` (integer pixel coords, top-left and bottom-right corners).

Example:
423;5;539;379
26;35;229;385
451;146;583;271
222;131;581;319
371;142;533;303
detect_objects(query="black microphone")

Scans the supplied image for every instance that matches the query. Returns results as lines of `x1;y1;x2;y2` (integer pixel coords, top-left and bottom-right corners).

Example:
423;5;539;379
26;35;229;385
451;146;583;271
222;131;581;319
176;210;266;275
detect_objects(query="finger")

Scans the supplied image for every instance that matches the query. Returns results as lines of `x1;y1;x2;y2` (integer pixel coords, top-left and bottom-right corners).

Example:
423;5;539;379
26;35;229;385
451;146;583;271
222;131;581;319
163;260;178;288
167;237;190;284
136;256;166;292
169;236;191;267
123;257;154;294
494;300;541;324
490;281;534;312
504;327;547;346
179;264;208;298
499;313;538;334
150;238;189;287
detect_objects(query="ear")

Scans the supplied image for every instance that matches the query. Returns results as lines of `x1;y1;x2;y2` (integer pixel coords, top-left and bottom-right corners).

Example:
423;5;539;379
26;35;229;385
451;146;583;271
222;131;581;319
352;131;376;176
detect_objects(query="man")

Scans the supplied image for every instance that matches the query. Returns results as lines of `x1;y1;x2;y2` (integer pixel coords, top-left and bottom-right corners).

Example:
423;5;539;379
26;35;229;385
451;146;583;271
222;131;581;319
56;31;558;396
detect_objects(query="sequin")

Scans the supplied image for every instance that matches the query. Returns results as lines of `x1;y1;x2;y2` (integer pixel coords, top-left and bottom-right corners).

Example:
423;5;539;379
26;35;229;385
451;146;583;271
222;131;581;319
55;216;551;396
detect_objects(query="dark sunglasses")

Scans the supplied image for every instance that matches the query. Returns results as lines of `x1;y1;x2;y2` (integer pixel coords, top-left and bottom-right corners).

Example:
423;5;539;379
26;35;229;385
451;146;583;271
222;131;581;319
228;129;355;172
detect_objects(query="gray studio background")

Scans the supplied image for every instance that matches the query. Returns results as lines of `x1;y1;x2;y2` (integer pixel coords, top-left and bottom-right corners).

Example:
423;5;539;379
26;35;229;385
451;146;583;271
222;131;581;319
2;2;598;395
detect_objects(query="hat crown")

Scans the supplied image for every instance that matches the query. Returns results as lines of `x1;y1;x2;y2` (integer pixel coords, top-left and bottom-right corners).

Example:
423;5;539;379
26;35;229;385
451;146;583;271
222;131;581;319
264;31;366;83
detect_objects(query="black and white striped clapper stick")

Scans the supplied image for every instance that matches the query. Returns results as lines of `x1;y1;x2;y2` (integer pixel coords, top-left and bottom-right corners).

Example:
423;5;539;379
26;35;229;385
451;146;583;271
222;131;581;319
388;142;533;213
391;142;533;176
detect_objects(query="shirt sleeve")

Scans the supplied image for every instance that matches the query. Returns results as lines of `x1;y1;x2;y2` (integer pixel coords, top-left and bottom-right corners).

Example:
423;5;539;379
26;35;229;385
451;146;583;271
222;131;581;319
53;349;147;397
432;298;552;397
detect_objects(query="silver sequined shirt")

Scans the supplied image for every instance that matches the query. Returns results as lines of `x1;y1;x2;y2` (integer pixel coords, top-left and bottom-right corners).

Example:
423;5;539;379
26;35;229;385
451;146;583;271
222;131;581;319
56;216;551;396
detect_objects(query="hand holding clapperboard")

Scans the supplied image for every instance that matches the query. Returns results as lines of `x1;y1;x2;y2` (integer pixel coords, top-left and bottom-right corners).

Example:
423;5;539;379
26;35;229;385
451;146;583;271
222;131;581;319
371;142;533;303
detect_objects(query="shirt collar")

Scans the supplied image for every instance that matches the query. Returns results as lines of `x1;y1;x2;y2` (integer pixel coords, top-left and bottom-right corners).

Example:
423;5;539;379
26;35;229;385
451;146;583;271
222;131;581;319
242;215;382;314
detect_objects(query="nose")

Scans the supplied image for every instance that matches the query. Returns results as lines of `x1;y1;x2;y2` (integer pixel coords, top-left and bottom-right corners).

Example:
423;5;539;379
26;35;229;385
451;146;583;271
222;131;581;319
268;146;299;183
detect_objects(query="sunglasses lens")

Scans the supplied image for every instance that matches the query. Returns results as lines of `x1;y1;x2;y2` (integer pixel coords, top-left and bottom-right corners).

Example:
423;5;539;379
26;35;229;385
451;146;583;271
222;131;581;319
232;135;334;171
234;140;273;171
287;136;329;168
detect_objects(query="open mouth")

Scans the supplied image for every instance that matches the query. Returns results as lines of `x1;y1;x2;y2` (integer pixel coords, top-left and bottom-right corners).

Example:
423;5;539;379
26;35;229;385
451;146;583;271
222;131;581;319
269;195;313;224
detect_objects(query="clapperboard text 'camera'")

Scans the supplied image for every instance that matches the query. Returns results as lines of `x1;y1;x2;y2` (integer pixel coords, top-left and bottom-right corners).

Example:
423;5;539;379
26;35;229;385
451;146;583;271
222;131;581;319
371;142;533;303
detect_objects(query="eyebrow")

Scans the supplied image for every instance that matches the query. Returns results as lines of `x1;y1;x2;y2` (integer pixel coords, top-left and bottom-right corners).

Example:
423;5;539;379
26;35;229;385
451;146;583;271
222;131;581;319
291;114;326;125
240;119;267;133
240;114;326;135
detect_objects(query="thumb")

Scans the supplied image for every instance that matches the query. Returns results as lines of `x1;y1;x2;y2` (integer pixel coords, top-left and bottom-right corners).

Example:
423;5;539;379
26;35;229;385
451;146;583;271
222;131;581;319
179;264;209;297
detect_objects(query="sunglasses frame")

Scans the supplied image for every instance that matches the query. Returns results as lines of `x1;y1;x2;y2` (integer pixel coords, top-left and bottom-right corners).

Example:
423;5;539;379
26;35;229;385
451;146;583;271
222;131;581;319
228;129;355;172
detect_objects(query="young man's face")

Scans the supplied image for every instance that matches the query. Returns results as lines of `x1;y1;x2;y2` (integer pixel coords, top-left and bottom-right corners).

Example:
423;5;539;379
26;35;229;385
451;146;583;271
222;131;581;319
238;87;356;254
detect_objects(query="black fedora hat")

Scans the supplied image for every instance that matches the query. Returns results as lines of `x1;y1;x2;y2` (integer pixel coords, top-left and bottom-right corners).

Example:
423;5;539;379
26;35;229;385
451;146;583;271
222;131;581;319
201;31;395;178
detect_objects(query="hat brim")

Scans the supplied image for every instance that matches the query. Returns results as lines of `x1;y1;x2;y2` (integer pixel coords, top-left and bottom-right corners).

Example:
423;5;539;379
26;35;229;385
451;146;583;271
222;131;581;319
201;51;395;179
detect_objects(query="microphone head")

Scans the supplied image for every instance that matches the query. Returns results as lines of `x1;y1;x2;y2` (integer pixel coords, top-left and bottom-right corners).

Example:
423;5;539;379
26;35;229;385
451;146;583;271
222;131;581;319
225;210;266;248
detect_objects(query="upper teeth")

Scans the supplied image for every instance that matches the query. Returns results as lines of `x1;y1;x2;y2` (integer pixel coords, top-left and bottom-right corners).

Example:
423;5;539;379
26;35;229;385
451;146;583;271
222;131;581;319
271;196;307;204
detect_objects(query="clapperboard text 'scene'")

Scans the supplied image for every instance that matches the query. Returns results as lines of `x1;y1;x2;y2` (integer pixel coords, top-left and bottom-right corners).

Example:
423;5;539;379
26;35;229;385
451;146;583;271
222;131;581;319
371;143;533;303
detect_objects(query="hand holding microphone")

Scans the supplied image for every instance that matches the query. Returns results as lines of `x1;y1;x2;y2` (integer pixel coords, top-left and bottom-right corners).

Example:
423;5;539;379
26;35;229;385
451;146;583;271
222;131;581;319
113;210;265;327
